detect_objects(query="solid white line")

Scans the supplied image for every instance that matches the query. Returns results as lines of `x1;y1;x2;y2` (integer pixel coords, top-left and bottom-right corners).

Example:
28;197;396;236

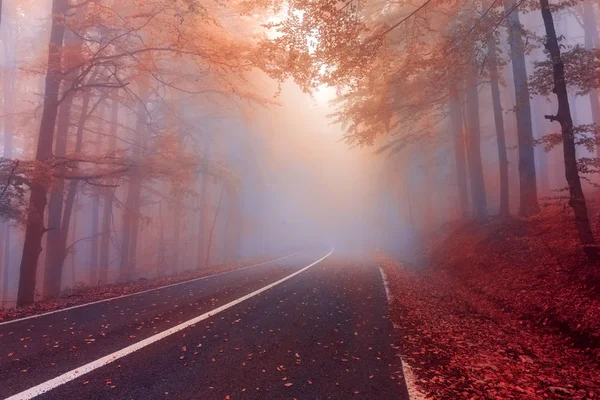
0;253;301;327
6;249;333;400
378;266;425;400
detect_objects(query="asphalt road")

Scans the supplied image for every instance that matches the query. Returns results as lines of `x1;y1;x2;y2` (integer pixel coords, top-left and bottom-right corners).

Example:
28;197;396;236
1;251;409;400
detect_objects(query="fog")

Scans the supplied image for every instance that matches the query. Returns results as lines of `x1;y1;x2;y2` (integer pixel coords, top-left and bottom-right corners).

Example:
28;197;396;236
0;0;599;307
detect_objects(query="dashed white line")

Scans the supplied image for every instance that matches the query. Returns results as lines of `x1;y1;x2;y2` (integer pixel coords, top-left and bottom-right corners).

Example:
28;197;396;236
6;249;333;400
0;253;301;327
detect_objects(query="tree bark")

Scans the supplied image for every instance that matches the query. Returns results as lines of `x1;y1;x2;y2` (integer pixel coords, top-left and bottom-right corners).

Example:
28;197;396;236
205;184;225;268
69;195;78;286
119;83;148;282
1;7;15;301
157;200;166;276
197;138;211;269
231;191;242;262
98;97;119;285
42;89;74;297
1;222;10;302
222;189;232;264
487;40;510;217
504;0;540;216
89;196;99;284
16;0;69;307
539;0;598;260
127;185;141;278
450;87;470;220
465;69;488;219
43;29;82;297
43;83;96;297
88;104;106;285
172;204;182;273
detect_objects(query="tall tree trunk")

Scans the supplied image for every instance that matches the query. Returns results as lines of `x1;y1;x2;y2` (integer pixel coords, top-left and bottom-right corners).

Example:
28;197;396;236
1;223;10;302
43;30;81;297
222;189;232;264
70;195;78;287
235;208;242;261
59;180;79;285
43;85;96;297
170;108;184;275
98;97;119;285
1;11;15;301
504;0;540;216
205;184;225;268
157;200;166;276
16;0;69;307
487;40;510;217
127;186;141;279
89;197;99;284
42;88;74;297
88;104;106;285
583;0;600;158
450;87;470;219
173;204;181;273
465;69;488;219
120;84;148;282
197;139;211;269
420;142;436;232
539;0;598;260
231;192;242;262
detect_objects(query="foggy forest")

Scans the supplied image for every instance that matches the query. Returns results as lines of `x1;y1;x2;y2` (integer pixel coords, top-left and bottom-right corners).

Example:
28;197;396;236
0;0;600;399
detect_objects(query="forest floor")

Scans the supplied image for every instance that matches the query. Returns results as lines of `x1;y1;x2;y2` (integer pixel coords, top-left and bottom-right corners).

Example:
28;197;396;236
379;203;600;399
0;258;269;323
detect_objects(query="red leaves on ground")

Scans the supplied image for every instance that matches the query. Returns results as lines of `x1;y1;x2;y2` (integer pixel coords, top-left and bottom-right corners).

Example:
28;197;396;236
379;205;600;398
429;204;600;352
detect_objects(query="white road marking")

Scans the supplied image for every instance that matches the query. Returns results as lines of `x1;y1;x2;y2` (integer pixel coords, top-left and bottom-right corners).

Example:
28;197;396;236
379;267;393;304
6;249;333;400
0;253;301;327
378;266;426;400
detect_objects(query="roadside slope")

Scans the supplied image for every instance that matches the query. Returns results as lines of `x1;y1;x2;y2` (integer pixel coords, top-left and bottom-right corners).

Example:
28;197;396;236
379;204;600;399
379;256;600;399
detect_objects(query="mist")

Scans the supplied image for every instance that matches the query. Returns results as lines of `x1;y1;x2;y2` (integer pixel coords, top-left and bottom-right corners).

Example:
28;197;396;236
1;1;600;399
0;0;412;306
1;0;599;306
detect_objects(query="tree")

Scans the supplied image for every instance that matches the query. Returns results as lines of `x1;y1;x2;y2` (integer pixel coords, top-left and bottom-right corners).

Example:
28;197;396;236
538;0;598;261
504;0;539;217
487;35;510;217
98;96;119;285
450;86;470;219
13;0;270;303
44;62;104;297
465;64;487;219
0;0;17;301
17;0;70;306
197;137;211;269
119;77;149;282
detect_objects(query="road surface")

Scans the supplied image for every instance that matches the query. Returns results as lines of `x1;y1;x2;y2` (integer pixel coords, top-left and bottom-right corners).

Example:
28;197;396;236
0;250;409;399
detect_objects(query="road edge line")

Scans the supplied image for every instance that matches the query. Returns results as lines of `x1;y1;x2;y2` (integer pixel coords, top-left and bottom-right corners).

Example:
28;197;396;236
0;252;301;327
379;266;426;400
6;249;333;400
